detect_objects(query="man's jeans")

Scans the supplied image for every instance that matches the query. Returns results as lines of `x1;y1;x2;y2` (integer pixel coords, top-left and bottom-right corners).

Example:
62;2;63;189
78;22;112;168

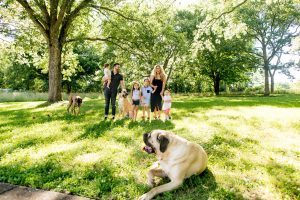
104;87;117;116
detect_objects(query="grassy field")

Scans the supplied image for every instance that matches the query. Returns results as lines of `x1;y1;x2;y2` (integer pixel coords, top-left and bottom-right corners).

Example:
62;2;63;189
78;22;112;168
0;94;299;200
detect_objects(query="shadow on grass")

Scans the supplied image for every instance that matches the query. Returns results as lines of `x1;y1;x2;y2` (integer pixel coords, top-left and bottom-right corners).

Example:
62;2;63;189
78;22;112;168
34;102;52;108
0;100;103;134
0;157;72;190
127;119;175;132
77;119;126;140
78;119;176;141
147;168;217;200
0;132;65;158
143;168;246;200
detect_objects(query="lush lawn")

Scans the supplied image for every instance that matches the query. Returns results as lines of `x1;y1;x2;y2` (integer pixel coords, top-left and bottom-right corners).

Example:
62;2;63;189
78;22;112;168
0;94;299;200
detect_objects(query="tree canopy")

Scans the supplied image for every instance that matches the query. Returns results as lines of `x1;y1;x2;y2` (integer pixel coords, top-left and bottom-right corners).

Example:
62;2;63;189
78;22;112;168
0;0;299;98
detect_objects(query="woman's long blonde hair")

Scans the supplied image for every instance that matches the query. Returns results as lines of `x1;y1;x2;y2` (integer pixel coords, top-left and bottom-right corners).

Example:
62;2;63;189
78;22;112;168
150;64;167;81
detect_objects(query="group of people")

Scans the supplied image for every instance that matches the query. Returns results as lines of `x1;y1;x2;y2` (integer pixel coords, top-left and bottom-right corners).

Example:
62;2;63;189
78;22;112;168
103;63;172;121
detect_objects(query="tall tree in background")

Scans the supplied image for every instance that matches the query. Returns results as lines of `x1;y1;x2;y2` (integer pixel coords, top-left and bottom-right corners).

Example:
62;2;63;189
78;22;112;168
195;30;256;95
99;2;187;83
269;52;296;93
8;0;141;102
12;0;96;102
238;0;300;95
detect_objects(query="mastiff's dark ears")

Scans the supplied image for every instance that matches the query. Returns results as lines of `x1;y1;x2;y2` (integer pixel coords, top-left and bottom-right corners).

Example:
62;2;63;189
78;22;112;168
158;134;169;153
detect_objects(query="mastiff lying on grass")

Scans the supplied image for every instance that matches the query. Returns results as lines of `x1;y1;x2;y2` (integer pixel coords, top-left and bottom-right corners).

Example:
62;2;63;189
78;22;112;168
140;130;208;200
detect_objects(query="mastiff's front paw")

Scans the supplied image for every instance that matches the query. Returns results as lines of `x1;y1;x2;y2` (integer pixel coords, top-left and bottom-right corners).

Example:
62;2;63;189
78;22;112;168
147;178;155;187
138;193;152;200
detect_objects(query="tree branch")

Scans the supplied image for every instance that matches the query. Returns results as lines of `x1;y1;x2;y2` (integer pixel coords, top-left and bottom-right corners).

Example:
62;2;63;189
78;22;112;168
204;0;248;29
16;0;49;42
50;0;59;24
33;0;50;26
66;36;112;43
53;0;69;32
91;5;142;22
59;0;92;44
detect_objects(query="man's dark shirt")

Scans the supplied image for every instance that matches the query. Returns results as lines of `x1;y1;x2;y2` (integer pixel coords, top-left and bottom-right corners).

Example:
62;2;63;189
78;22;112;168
105;70;123;91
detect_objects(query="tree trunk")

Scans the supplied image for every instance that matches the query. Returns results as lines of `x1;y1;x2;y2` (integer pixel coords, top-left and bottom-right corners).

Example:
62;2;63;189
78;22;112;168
166;56;176;84
262;41;270;96
48;40;62;102
263;67;270;96
270;74;274;93
66;82;72;94
213;74;220;96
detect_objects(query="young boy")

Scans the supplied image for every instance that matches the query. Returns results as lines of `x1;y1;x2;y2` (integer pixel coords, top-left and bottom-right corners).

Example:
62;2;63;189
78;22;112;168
103;63;111;88
141;78;153;120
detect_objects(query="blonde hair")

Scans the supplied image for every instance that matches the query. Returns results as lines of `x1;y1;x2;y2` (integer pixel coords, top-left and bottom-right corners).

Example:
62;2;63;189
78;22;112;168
131;81;140;91
150;64;167;81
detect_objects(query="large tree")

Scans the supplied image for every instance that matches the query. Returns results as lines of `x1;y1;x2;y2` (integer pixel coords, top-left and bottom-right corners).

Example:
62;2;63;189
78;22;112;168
4;0;140;102
238;0;300;95
98;2;187;82
195;30;256;95
12;0;94;101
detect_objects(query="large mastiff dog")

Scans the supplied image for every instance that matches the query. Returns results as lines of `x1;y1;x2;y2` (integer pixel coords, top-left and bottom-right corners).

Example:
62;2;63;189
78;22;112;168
140;130;208;200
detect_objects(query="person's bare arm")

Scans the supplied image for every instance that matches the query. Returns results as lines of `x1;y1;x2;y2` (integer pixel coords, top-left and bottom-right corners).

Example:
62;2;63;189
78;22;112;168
120;80;125;90
150;75;155;87
150;75;157;91
161;79;166;95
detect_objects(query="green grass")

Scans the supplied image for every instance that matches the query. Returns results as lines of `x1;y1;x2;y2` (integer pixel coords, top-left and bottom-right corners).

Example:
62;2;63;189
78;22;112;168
0;94;300;200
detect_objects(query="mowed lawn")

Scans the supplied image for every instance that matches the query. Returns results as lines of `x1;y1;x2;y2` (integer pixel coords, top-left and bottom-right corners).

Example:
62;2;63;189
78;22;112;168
0;94;299;200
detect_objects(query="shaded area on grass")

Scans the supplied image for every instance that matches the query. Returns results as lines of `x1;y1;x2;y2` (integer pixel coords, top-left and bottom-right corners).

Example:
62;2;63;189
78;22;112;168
1;94;300;199
79;119;175;140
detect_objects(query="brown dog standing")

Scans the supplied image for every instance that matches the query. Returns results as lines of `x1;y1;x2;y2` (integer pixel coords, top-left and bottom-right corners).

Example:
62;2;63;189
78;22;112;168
118;89;133;118
67;95;82;115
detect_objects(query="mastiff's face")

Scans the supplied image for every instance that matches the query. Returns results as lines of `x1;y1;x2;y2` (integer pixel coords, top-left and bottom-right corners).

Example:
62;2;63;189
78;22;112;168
143;130;170;154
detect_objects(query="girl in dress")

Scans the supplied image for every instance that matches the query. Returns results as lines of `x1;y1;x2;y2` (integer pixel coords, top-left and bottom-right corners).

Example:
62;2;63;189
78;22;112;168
162;89;172;121
131;81;141;121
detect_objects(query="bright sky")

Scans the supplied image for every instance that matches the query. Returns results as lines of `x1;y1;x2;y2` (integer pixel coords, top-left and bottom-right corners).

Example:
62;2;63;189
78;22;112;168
175;0;200;8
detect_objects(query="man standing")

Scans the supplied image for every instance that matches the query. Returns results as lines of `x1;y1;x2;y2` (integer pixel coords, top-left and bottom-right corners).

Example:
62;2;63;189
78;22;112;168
104;63;125;120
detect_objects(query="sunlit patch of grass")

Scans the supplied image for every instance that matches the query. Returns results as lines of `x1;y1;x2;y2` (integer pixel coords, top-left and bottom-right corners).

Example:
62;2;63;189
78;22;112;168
0;92;102;102
0;94;300;199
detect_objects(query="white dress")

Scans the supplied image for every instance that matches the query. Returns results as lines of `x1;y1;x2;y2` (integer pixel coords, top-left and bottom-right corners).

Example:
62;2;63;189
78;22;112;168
103;68;111;80
162;95;171;110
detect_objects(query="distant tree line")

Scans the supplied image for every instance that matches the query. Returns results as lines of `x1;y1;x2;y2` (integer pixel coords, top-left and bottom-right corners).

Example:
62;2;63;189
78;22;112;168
0;0;299;100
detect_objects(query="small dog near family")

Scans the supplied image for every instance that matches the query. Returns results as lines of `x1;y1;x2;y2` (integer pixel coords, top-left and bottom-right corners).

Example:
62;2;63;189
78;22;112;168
140;130;208;200
118;89;133;118
67;95;82;115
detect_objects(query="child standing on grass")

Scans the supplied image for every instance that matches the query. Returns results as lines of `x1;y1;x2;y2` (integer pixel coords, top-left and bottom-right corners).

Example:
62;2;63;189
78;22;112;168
162;89;172;121
131;81;141;121
141;78;153;120
103;63;111;88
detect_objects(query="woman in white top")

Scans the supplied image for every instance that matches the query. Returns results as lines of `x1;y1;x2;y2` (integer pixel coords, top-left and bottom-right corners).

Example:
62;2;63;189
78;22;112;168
162;89;172;120
131;81;141;121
